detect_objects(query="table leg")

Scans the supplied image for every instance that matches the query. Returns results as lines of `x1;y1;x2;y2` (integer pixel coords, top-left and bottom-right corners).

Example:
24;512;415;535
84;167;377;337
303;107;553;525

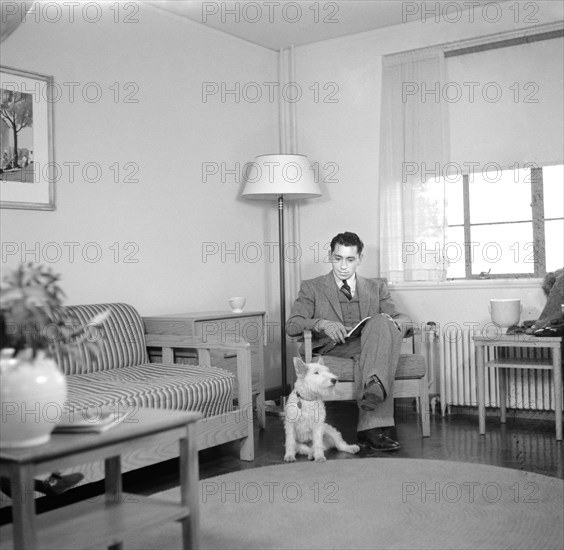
10;465;37;550
499;368;507;424
105;456;124;550
256;391;266;430
476;344;486;435
105;455;122;503
237;347;254;461
180;421;200;549
553;345;562;441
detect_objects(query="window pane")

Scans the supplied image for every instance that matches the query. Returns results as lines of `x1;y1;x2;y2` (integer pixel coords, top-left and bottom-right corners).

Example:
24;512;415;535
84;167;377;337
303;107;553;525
545;219;564;271
446;175;464;226
469;168;531;224
470;222;534;275
445;225;466;279
544;165;564;219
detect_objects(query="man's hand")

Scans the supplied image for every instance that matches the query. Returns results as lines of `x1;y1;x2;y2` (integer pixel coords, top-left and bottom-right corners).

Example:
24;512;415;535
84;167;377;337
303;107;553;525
317;319;348;344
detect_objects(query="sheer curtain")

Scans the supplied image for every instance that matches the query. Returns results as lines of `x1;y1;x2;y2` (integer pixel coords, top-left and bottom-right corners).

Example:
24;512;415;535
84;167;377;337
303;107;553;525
379;49;449;283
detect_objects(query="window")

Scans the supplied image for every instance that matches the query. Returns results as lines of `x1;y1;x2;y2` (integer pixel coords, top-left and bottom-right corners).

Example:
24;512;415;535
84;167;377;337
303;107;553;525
445;164;563;279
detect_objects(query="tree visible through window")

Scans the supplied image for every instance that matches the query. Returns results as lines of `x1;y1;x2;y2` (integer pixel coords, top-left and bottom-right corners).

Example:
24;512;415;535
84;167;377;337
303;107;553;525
445;164;563;279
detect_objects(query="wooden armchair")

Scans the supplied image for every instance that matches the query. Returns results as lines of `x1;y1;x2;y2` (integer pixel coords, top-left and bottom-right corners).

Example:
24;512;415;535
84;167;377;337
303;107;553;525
303;326;431;437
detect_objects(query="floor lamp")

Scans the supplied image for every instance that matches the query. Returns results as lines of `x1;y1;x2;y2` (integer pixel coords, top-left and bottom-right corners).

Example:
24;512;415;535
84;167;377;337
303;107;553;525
242;154;321;407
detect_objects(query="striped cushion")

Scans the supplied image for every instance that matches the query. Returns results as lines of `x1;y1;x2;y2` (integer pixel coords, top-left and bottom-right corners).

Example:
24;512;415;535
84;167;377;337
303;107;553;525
65;363;234;417
52;303;149;375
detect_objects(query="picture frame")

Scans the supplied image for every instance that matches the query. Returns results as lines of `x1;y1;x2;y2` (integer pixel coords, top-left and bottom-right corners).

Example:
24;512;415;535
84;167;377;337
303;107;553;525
1;65;55;210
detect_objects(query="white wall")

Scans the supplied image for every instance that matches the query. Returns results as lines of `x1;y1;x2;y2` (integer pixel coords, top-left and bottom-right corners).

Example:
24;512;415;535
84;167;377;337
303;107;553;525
0;4;285;387
291;1;563;331
2;2;562;391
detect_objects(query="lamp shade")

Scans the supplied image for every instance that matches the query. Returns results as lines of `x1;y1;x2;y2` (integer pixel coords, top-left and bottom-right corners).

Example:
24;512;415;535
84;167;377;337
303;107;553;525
242;154;321;200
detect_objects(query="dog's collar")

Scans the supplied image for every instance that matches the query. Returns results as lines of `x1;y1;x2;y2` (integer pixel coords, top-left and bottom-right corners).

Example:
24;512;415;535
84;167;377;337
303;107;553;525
295;391;316;408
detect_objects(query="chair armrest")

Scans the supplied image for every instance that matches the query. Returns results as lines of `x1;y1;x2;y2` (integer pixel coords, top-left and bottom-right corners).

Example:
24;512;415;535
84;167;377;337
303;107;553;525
304;329;314;362
145;333;250;366
303;322;422;362
145;334;251;352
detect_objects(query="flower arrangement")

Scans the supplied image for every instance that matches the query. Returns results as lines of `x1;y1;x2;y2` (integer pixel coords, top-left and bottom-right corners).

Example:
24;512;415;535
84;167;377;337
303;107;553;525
0;263;108;361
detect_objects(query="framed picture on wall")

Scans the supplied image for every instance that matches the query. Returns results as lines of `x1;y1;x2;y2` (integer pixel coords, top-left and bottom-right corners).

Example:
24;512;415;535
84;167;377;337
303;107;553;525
0;66;55;210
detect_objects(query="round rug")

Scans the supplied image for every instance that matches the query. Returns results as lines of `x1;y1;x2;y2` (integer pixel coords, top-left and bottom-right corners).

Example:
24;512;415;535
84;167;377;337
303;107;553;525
129;458;563;550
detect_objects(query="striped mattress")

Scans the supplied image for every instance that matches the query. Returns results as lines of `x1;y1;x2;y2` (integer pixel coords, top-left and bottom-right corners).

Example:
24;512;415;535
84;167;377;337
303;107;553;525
54;303;235;418
65;363;234;417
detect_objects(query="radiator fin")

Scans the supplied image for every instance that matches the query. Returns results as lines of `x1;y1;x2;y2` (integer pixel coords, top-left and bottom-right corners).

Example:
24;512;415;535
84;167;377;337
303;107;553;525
438;328;558;413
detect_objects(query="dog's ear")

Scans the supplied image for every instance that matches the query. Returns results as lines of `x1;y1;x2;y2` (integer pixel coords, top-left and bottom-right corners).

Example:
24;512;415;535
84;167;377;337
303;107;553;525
316;356;325;365
293;357;308;378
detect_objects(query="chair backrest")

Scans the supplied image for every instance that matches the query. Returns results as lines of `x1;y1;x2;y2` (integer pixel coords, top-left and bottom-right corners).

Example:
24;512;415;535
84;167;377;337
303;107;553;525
51;303;149;375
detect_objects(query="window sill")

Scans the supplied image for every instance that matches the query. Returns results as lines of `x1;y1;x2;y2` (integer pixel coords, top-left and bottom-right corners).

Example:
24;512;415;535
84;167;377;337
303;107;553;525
389;278;543;292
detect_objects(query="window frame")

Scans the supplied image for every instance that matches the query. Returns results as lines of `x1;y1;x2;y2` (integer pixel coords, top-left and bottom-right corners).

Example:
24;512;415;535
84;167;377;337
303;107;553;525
446;165;562;280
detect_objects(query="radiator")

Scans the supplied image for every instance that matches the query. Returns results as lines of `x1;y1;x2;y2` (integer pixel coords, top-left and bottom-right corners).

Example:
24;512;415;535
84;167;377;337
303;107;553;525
437;327;557;415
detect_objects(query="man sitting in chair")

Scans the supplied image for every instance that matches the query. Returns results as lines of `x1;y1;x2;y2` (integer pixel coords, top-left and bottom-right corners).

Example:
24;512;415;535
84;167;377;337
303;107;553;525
286;231;411;451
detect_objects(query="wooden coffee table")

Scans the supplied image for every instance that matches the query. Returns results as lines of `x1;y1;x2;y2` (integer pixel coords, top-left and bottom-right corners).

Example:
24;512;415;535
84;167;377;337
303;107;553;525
0;407;201;550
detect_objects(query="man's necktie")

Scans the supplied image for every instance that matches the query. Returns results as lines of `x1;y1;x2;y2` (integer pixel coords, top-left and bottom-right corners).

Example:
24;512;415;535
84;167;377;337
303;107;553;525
340;280;353;301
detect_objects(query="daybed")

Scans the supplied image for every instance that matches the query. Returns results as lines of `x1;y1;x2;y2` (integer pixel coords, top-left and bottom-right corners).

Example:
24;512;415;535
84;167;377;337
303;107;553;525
50;302;254;485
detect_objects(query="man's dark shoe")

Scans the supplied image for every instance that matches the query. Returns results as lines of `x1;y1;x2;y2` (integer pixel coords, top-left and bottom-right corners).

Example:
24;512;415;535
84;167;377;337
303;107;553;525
357;428;400;452
0;471;84;498
38;472;84;496
360;376;387;411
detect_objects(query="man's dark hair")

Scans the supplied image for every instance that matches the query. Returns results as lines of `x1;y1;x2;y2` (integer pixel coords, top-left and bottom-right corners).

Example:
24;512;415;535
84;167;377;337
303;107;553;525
330;232;364;255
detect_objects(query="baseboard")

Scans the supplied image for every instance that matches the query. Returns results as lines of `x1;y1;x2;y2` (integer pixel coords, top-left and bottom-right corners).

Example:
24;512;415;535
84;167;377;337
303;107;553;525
445;405;558;422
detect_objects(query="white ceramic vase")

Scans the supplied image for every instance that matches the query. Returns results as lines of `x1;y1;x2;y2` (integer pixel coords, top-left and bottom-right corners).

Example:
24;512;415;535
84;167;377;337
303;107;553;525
0;350;67;448
489;299;522;333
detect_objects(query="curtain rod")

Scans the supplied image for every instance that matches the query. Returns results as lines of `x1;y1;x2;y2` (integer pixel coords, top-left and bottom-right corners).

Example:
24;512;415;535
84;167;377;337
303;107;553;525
445;28;563;57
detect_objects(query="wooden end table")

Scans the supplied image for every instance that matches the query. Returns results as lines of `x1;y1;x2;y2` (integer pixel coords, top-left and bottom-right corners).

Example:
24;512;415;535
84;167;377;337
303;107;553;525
0;408;201;550
474;334;563;440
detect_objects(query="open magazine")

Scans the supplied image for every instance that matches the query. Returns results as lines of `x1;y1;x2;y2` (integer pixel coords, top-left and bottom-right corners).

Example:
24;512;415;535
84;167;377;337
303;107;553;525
345;316;371;338
54;407;132;434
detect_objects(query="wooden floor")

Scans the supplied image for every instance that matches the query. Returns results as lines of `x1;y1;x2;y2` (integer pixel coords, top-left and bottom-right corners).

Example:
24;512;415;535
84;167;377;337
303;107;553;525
202;401;564;478
120;400;564;494
1;401;562;523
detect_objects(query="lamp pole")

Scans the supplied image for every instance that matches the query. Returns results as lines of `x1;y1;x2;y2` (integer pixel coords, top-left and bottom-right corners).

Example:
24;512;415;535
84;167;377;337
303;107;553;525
277;195;287;396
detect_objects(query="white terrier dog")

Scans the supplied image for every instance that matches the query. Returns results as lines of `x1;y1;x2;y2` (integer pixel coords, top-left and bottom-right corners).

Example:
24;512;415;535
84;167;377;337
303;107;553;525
284;357;360;463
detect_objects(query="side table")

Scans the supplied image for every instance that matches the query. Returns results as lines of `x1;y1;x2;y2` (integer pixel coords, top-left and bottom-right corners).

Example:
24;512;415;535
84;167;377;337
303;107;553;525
0;408;201;550
474;334;562;440
143;311;266;429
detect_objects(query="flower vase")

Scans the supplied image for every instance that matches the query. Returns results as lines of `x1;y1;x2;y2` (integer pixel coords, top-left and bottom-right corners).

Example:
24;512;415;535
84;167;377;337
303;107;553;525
0;350;67;448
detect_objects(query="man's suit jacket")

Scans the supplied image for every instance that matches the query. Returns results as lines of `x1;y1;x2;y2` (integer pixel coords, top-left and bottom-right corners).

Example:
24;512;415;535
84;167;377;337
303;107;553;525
286;272;408;351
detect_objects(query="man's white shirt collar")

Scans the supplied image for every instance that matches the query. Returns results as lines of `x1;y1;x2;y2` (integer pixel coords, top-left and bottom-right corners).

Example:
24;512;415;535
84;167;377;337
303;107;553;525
333;273;357;296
